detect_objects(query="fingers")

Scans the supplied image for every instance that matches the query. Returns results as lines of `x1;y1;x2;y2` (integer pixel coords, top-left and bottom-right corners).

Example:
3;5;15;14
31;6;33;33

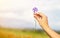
38;12;46;18
34;12;47;19
34;12;47;21
34;13;41;22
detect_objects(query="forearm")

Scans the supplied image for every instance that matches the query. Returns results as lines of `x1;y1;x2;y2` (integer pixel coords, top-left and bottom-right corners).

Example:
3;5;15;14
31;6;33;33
41;25;60;38
34;13;60;38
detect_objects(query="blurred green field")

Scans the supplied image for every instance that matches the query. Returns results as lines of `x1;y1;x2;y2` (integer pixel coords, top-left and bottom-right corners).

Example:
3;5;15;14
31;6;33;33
0;28;50;38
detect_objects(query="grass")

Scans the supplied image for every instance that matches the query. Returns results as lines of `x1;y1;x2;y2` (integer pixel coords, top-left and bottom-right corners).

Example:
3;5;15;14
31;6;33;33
0;28;50;38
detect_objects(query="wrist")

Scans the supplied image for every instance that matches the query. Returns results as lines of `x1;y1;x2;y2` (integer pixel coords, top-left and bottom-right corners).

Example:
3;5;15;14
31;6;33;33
40;23;49;28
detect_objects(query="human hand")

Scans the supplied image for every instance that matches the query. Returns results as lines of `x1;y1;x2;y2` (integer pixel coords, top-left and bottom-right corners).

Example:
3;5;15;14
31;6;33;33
34;12;60;38
34;12;48;27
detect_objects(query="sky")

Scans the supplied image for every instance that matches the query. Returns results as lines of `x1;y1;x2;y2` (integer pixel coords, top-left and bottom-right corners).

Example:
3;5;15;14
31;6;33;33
0;0;60;30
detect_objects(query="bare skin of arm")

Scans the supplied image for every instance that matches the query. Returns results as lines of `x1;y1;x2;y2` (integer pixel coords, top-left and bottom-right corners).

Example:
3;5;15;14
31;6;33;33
34;12;60;38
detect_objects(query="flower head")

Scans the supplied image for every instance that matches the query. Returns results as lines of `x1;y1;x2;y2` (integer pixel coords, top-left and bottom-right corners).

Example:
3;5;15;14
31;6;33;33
33;7;38;13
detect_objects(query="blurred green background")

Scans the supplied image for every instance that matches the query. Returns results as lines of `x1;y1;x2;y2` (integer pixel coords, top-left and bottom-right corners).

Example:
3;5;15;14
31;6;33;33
0;27;60;38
